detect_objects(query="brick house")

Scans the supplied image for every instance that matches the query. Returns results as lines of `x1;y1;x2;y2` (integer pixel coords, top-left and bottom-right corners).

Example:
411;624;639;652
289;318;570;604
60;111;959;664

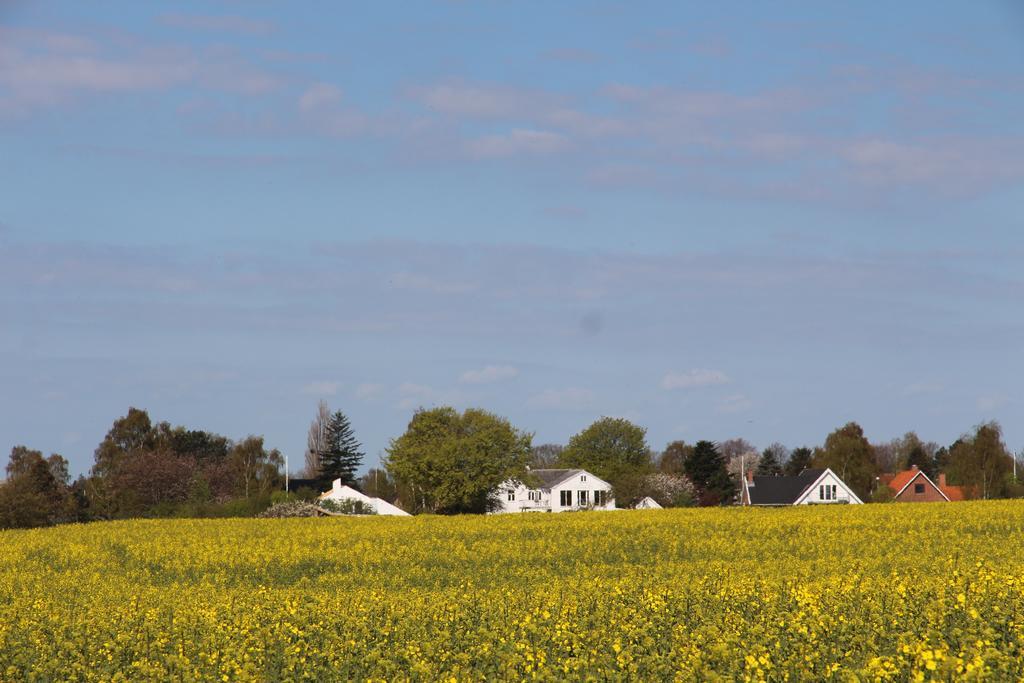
881;465;966;502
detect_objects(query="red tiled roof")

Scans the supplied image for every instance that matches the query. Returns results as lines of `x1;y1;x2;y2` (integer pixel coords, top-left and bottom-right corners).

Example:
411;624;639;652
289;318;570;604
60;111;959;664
940;485;966;502
885;469;920;494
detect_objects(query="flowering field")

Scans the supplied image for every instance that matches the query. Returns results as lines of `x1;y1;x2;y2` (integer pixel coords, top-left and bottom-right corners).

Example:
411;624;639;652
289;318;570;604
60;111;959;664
2;503;1023;681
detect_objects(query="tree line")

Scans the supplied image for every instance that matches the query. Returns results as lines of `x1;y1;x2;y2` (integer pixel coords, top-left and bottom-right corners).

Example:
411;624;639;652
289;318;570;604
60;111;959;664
2;404;1022;529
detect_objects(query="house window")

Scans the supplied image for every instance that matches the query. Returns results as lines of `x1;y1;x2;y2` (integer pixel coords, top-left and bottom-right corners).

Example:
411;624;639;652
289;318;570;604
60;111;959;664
820;485;837;501
820;485;827;500
560;490;572;506
594;490;607;507
507;490;515;501
581;474;587;481
914;483;925;494
832;485;837;500
578;490;589;506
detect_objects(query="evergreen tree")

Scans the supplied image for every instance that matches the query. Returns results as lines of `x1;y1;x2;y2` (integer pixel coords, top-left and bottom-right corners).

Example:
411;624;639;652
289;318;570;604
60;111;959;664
905;444;936;479
319;410;364;486
756;447;783;475
683;440;734;506
784;447;813;476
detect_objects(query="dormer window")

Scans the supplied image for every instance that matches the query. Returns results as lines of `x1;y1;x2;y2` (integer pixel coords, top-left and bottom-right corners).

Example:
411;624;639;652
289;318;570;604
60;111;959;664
580;474;587;482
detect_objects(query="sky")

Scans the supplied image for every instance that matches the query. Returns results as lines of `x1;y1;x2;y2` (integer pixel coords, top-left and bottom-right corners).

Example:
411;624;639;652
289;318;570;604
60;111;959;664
2;1;1024;477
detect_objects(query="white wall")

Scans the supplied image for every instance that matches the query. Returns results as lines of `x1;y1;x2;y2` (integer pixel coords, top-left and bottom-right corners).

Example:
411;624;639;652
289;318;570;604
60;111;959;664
494;471;615;513
796;471;862;505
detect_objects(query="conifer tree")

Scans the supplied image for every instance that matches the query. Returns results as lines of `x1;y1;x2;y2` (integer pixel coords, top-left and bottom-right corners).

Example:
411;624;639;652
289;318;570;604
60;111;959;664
756;447;783;475
784;447;813;476
318;410;364;486
683;440;734;506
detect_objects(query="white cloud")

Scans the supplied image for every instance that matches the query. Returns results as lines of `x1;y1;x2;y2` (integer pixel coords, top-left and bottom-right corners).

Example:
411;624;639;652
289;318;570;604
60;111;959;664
660;369;730;390
459;365;519;384
302;380;340;396
526;387;594;411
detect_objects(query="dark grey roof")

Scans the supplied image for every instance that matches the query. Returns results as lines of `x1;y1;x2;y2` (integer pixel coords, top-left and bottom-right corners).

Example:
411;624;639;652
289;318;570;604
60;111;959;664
746;468;824;505
522;469;584;489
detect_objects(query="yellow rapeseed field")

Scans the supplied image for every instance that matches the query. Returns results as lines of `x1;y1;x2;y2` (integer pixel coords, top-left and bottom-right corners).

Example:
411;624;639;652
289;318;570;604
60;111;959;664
2;502;1023;681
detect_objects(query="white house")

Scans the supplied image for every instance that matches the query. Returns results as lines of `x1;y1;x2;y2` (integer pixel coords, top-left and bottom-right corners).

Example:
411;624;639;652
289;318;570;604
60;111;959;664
741;467;863;506
492;469;615;513
319;479;411;516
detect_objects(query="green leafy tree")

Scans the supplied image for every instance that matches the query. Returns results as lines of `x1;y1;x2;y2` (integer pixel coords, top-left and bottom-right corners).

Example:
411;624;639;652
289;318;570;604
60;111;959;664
559;417;652;505
947;422;1013;499
813;422;877;500
684;440;734;506
385;407;532;514
784;447;813;476
318;411;364;486
92;407;154;478
231;436;284;499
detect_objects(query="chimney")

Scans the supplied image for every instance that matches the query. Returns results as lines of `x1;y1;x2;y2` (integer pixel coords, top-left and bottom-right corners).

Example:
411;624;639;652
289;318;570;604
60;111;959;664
746;468;754;484
938;472;947;488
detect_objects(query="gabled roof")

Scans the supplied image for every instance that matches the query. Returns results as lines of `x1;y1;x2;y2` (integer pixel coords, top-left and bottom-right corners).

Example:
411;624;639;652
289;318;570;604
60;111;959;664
746;473;814;505
885;467;949;501
510;469;610;490
746;468;850;506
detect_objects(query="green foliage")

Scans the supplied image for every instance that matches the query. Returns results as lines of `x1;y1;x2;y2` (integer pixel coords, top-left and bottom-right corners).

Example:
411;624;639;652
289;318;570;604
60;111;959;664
318;410;364;486
813;423;877;500
385;406;533;514
684;441;735;505
359;468;397;502
320;498;376;515
947;422;1013;499
905;444;936;480
559;417;652;499
871;485;895;503
756;447;784;476
784;447;813;476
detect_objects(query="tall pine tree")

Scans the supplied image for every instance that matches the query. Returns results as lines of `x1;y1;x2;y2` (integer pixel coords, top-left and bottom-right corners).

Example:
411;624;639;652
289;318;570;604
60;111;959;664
319;410;364;486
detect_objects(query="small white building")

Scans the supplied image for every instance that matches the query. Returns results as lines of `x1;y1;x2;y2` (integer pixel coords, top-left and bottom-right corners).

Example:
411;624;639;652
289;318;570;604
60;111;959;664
493;469;615;513
319;479;411;516
634;496;663;510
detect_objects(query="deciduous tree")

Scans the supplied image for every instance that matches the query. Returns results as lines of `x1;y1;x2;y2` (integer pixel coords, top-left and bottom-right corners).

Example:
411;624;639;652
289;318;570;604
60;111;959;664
385;407;532;514
813;422;877;500
559;417;652;503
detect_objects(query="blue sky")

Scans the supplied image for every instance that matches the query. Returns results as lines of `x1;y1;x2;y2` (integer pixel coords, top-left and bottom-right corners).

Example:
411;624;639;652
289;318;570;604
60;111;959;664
2;1;1023;476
